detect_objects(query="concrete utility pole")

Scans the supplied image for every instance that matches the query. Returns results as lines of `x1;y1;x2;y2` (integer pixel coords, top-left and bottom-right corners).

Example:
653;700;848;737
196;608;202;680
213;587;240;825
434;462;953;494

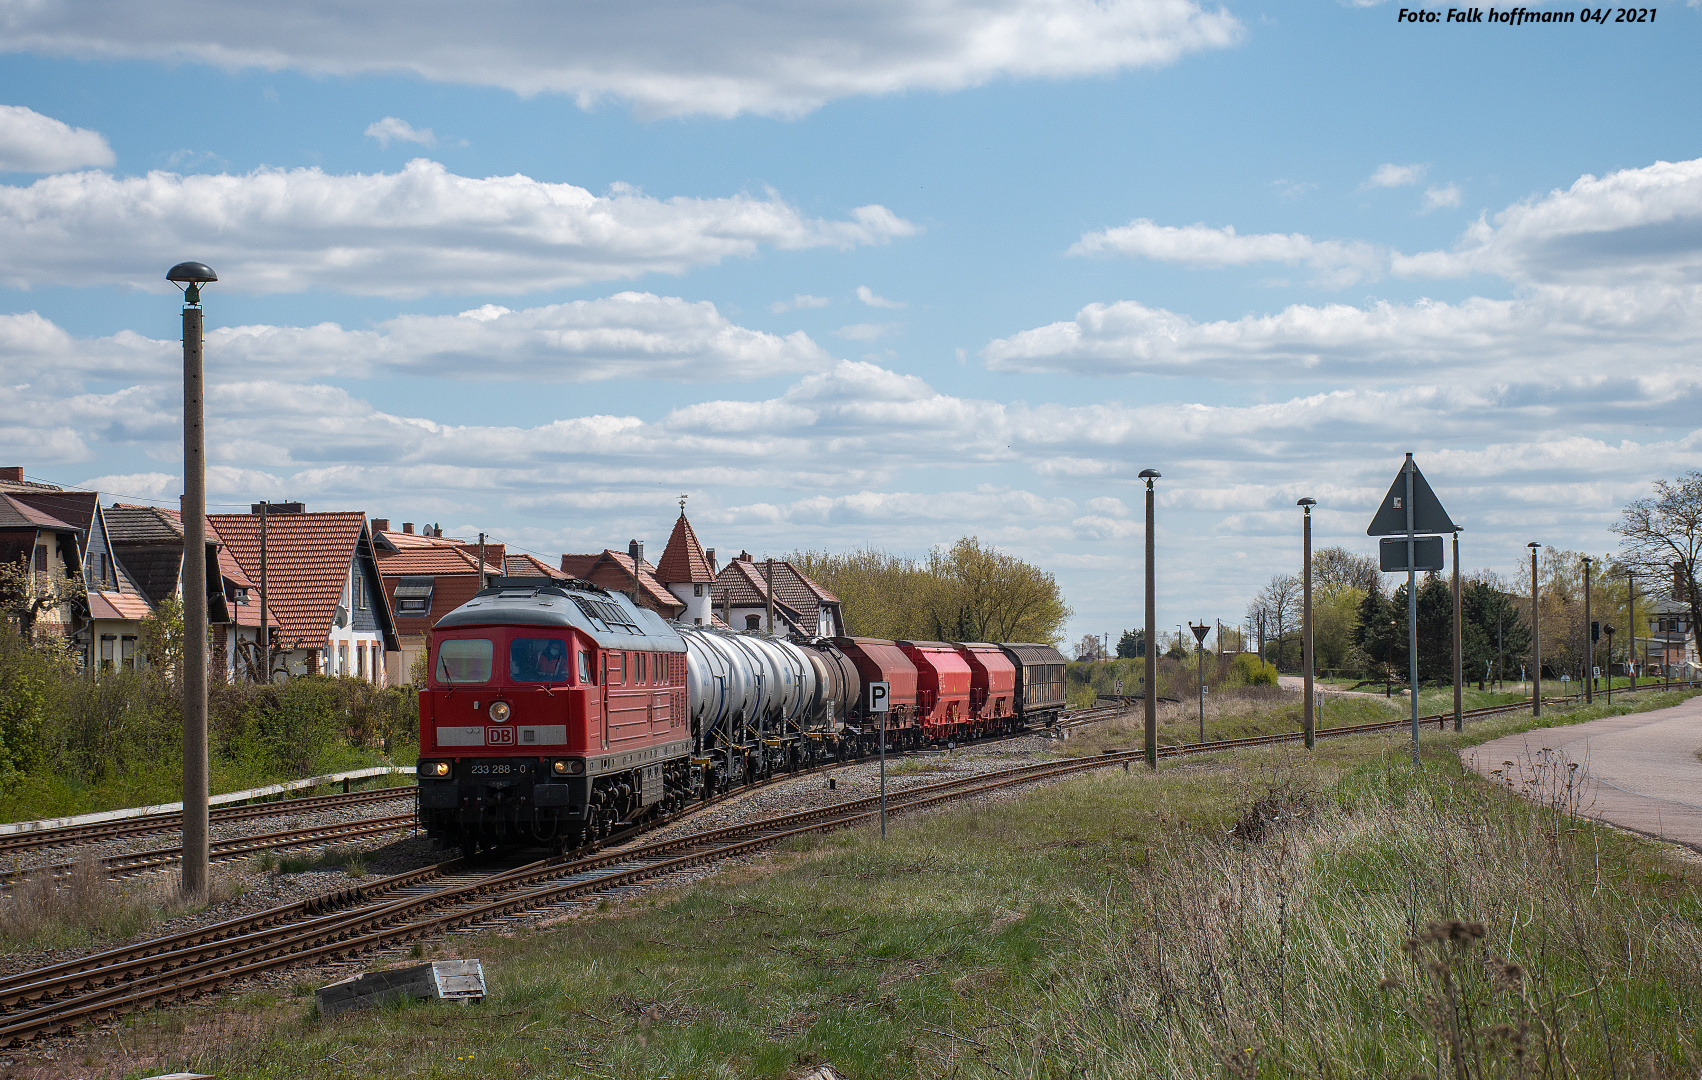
1582;556;1593;704
168;260;216;904
1298;498;1315;749
1452;531;1463;731
258;500;269;684
1530;542;1542;717
1139;469;1160;771
765;559;775;635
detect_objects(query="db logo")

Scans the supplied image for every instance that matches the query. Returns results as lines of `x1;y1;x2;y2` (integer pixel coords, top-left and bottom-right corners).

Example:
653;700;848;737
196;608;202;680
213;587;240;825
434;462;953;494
487;726;515;746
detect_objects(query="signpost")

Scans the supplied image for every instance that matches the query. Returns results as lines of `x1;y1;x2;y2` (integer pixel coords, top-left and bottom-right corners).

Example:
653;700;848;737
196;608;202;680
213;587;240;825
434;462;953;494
1189;623;1210;743
869;681;890;838
1367;453;1458;764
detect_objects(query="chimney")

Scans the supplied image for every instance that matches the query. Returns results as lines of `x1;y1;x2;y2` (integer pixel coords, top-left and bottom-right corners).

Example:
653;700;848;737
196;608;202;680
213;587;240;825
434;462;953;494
0;467;22;483
372;518;390;533
403;523;414;534
434;525;443;538
739;550;752;562
629;539;644;567
706;548;717;574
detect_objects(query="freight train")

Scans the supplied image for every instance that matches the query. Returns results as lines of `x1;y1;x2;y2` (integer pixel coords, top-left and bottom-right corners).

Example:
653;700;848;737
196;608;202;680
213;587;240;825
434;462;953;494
414;576;1068;855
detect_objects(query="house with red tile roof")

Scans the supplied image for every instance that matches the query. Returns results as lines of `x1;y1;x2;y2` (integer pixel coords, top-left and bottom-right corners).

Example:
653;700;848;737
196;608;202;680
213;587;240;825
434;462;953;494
560;543;684;620
209;507;399;683
374;542;503;685
1;489;85;641
653;508;718;626
2;469;162;669
104;504;280;681
711;551;843;638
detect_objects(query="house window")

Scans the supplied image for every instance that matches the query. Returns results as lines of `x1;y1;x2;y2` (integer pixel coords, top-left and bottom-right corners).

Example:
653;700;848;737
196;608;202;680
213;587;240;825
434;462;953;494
694;584;703;596
90;553;104;585
34;545;47;572
339;642;349;677
100;635;116;671
746;615;761;631
358;643;367;680
120;636;137;671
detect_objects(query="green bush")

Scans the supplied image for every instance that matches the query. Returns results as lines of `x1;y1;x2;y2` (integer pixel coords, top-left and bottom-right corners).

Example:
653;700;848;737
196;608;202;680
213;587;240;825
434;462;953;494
0;624;418;821
1225;651;1279;687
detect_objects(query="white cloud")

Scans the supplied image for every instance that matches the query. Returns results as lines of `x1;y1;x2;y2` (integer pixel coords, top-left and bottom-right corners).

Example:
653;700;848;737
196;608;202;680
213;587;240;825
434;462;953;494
770;293;831;313
364;116;436;148
0;104;114;172
1069;218;1382;287
1;294;836;384
1395;157;1702;284
1422;183;1462;211
1363;162;1426;189
836;322;901;341
0;1;1245;118
982;283;1702;381
0;159;918;297
856;285;905;309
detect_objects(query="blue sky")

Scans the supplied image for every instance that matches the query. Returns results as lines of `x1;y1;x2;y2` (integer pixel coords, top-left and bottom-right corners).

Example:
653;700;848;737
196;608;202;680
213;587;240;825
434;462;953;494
1;0;1697;650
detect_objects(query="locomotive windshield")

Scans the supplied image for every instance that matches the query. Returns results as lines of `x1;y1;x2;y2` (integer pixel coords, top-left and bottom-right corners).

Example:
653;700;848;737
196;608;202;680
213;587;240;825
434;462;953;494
511;637;572;683
435;638;493;683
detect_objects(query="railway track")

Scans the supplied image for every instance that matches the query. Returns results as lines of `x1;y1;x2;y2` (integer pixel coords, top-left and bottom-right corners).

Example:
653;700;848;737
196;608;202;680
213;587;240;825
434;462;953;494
0;814;420;889
0;786;416;859
0;695;1563;1044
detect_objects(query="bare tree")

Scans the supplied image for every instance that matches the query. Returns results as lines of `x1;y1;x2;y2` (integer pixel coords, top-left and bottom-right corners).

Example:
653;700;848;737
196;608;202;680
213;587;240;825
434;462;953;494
1614;472;1702;666
1074;633;1103;661
0;557;86;640
1251;573;1302;670
1311;546;1380;596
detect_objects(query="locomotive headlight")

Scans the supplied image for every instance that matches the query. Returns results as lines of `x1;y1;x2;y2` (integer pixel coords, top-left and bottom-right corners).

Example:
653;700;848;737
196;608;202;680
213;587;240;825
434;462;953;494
418;760;450;778
489;701;511;723
551;759;585;775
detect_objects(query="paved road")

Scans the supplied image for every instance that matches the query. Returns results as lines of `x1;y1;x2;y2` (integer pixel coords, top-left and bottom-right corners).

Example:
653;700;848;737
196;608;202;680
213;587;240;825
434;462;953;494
1462;696;1702;852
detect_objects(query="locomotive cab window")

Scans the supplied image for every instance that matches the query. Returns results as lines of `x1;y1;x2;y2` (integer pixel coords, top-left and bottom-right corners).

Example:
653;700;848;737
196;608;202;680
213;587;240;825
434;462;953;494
578;649;593;685
511;637;572;683
435;638;493;684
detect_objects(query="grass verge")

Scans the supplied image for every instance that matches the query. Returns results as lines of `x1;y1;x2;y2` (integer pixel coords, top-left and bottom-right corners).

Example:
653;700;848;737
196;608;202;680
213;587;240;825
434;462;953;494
37;691;1702;1079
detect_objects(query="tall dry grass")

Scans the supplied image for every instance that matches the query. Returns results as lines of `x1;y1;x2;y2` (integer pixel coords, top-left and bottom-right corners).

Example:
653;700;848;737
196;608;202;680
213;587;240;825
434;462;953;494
1016;758;1702;1078
0;858;239;951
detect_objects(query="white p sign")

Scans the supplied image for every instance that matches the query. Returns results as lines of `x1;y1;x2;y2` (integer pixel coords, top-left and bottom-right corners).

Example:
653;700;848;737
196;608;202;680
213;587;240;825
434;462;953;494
868;681;891;713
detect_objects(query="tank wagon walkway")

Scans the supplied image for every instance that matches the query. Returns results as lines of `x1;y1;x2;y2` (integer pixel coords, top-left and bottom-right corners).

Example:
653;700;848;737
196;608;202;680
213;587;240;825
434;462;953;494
1463;696;1702;855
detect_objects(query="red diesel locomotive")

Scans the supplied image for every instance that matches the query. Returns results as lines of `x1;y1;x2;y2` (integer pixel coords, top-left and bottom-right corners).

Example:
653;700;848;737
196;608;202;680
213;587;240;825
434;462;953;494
416;577;1069;853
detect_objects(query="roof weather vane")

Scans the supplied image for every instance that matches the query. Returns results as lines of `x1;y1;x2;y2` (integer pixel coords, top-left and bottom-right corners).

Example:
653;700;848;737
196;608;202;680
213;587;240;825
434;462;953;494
679;493;689;513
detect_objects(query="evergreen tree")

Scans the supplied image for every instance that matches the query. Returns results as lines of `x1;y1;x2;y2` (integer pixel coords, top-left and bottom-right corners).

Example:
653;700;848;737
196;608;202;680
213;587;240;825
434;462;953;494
1116;628;1144;658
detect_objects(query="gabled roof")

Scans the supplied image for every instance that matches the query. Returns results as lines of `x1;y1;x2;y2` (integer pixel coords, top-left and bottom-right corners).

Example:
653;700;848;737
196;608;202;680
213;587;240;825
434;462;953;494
561;550;681;614
0;493;81;533
655;513;715;585
208;511;382;649
711;556;841;635
376;547;493;576
0;470;65;494
504;553;567;580
9;490;97;535
105;504;185;545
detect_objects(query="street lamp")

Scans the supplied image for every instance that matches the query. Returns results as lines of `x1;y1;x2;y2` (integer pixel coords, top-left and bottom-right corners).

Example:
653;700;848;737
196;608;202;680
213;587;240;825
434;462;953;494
167;259;216;903
1139;469;1161;771
1528;542;1542;718
1297;497;1315;749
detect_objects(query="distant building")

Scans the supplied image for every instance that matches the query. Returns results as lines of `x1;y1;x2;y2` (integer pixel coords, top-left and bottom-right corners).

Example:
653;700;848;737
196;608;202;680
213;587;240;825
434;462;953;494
710;551;843;638
560;543;684;620
210;506;399;682
371;519;503;685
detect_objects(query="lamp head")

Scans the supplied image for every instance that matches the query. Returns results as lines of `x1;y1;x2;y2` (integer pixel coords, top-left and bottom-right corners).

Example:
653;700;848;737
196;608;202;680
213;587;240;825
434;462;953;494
1138;469;1160;479
1296;497;1316;511
1528;541;1542;550
167;261;217;305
